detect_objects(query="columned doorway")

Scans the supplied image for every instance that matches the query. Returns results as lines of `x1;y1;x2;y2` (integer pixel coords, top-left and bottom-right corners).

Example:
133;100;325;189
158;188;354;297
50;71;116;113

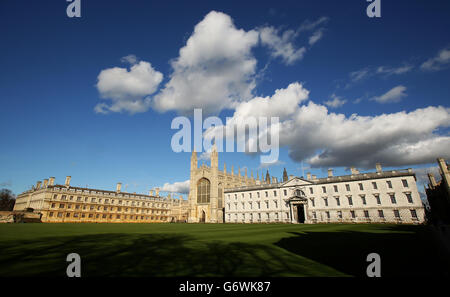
297;204;305;223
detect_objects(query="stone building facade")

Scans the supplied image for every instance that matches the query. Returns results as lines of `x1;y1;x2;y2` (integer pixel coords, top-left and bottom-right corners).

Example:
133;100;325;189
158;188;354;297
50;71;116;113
13;176;189;223
224;164;425;224
425;158;450;224
188;145;267;223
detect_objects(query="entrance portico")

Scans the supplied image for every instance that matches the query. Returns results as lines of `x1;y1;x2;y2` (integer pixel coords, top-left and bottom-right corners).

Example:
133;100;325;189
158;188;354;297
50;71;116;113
285;189;308;224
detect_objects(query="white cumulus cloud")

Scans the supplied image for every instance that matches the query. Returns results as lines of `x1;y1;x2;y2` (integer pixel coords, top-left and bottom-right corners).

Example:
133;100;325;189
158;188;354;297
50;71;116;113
152;11;259;116
95;61;163;114
160;180;190;194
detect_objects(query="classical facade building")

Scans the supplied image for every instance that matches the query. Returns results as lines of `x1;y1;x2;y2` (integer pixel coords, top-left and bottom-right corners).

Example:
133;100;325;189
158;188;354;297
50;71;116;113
425;158;450;224
13;176;189;223
224;164;425;224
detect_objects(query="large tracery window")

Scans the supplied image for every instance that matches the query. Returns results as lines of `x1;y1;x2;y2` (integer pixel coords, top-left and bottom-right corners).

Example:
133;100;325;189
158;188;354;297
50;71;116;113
197;178;211;204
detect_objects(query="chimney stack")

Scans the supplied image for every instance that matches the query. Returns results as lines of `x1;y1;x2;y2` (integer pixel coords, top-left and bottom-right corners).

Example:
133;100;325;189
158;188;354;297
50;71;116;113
49;177;55;186
328;169;333;177
43;179;48;188
306;172;311;180
376;163;382;173
312;175;317;180
36;181;42;190
155;188;160;197
149;190;154;196
350;167;359;175
289;175;294;180
65;176;71;187
116;182;122;193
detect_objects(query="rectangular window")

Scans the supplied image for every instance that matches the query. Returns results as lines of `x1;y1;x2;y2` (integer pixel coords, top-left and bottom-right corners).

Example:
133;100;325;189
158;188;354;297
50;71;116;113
257;192;260;198
402;179;409;187
323;198;328;207
310;198;315;207
284;189;287;196
359;183;364;191
274;201;277;208
249;193;252;199
375;195;381;205
347;196;353;206
309;187;313;194
49;212;53;217
410;209;417;219
338;211;342;218
266;201;269;208
361;195;366;205
387;180;393;189
372;182;378;190
326;211;330;219
378;210;384;218
346;184;350;191
390;194;397;204
322;186;326;193
312;211;316;219
273;191;277;197
405;193;413;203
394;210;400;218
335;197;340;206
334;185;338;192
351;210;356;218
364;210;369;218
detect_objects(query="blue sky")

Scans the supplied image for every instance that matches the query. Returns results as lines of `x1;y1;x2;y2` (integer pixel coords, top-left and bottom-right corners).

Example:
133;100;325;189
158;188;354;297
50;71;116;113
1;0;449;197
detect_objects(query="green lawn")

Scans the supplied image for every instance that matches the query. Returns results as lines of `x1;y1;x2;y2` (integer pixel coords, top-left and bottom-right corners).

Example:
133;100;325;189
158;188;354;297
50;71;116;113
0;223;448;277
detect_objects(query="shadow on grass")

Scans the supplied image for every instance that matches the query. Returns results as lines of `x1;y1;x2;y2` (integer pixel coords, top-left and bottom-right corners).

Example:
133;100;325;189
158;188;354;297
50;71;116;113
0;233;338;277
275;224;450;277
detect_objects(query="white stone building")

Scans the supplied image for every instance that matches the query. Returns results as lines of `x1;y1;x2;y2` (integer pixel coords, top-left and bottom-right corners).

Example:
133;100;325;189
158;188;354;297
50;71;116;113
224;164;425;224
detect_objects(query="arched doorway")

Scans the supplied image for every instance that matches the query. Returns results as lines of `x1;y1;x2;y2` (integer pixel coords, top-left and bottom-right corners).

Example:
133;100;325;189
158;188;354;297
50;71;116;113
200;210;206;223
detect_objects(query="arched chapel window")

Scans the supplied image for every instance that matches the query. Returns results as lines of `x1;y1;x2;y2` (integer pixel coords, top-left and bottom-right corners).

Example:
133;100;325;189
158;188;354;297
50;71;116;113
197;178;210;204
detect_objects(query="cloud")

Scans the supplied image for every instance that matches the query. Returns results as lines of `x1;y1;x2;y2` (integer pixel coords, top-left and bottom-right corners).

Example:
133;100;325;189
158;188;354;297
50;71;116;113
308;29;324;46
324;94;346;108
259;26;306;65
0;180;12;187
95;12;328;116
298;17;329;32
377;64;413;75
345;63;412;89
287;104;450;168
371;85;407;103
421;47;450;71
95;61;163;114
152;11;259;116
160;180;190;194
120;54;138;65
349;68;370;82
209;81;450;169
258;160;285;169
